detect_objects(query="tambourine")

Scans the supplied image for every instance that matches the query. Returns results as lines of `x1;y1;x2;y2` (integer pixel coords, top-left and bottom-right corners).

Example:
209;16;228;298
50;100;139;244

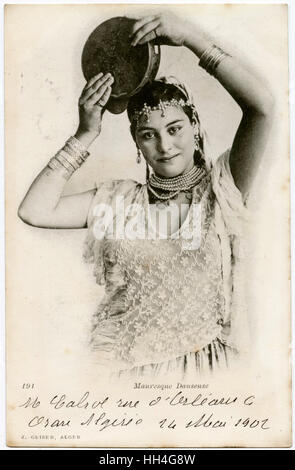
81;17;161;114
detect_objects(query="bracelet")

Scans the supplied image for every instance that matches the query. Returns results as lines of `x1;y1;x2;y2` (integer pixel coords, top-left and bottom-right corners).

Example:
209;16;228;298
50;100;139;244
58;150;80;170
47;157;73;181
199;44;231;76
47;136;90;180
66;135;89;156
55;153;77;172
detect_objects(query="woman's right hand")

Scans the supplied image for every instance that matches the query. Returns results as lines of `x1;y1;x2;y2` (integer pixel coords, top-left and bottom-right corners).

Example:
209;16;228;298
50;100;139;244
75;72;114;145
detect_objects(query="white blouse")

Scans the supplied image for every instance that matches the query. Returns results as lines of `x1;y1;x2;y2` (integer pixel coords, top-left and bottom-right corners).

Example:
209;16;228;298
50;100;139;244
83;149;249;372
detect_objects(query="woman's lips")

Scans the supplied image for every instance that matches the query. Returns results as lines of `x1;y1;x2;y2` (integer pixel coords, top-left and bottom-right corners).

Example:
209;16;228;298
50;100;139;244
158;153;179;162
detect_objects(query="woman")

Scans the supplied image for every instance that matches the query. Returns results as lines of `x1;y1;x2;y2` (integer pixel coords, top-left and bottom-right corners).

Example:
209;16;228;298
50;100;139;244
18;13;274;378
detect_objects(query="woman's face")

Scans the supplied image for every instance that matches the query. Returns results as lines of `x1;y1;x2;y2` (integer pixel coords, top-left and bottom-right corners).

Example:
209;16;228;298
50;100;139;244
135;106;195;178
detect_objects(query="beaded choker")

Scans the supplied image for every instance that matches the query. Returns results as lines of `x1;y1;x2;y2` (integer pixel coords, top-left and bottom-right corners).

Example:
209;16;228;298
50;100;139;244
147;165;206;201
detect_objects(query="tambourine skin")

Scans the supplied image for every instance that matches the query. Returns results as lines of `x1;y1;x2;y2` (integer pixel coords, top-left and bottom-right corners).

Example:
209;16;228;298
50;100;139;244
81;17;161;114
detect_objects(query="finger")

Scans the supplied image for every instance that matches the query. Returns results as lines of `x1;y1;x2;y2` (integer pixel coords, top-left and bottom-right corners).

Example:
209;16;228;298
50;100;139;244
80;75;113;104
84;72;103;90
80;78;112;107
129;15;158;38
137;30;159;46
87;82;112;106
84;72;112;92
94;85;112;107
131;19;160;46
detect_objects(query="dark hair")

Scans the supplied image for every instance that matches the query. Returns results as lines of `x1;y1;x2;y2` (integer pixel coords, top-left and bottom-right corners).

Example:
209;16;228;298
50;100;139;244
127;80;206;168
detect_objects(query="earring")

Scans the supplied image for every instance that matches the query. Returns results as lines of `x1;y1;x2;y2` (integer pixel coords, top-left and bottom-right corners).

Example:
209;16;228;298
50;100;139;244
146;162;150;182
136;146;141;164
194;133;200;150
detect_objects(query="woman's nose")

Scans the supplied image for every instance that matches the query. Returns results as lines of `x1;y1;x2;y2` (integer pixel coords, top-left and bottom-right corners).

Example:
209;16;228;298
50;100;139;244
157;134;172;154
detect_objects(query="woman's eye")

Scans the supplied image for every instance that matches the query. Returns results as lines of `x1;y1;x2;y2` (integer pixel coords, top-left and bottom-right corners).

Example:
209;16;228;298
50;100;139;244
168;126;182;135
142;132;155;140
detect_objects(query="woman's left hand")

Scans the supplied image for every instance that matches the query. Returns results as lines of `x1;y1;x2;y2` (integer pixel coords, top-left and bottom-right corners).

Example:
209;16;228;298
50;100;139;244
130;12;187;47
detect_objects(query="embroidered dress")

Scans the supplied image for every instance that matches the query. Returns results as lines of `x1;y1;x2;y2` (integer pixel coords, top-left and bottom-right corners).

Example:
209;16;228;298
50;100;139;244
83;150;248;378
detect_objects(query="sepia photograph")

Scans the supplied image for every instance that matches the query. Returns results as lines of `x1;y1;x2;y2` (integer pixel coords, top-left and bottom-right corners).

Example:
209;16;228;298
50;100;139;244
4;2;292;448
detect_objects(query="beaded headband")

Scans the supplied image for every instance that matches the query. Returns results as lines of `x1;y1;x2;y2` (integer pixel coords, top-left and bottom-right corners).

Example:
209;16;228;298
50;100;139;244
131;98;198;124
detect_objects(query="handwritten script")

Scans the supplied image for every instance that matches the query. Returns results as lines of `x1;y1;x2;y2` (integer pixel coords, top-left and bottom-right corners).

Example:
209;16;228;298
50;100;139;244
17;389;270;433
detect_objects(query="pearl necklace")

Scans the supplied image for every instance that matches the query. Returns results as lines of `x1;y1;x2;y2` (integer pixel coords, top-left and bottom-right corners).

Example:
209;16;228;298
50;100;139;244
147;166;206;201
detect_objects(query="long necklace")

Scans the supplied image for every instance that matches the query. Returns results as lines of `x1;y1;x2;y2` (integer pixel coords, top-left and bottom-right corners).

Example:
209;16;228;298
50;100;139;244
147;165;206;202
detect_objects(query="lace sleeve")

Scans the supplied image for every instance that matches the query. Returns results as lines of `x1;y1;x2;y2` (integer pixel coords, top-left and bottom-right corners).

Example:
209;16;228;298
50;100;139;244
82;178;139;285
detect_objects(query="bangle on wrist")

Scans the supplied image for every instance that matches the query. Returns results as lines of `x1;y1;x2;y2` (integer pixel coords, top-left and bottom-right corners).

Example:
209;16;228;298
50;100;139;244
199;44;231;76
47;136;90;180
66;135;89;156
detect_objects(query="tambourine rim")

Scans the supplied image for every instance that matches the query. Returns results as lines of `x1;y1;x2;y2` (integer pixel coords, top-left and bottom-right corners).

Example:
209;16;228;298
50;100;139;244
110;42;160;99
81;16;160;100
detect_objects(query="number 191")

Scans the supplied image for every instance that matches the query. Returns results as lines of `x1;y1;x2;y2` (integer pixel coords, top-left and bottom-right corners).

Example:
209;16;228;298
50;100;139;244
22;383;34;390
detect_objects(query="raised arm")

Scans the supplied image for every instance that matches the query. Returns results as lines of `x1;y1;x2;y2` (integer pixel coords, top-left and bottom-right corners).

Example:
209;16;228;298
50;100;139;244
130;12;274;198
18;73;114;228
184;25;274;199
